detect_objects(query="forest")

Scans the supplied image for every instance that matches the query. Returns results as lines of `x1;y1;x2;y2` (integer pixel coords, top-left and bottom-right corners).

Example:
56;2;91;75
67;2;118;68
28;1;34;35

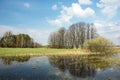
0;31;41;48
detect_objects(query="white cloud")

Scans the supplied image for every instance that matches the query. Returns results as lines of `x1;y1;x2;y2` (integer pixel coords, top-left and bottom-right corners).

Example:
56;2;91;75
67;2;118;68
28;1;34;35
94;22;104;28
23;2;30;8
52;4;58;10
115;34;120;38
0;25;50;45
94;21;120;45
71;3;95;17
78;0;92;5
94;22;120;33
49;1;95;26
49;14;72;27
97;0;120;18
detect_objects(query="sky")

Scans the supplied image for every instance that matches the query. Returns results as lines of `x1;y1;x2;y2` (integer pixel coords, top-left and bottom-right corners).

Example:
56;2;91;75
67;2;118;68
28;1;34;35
0;0;120;45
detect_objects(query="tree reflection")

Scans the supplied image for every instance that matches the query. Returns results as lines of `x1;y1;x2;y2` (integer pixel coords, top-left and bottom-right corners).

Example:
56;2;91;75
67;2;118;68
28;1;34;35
48;54;119;78
0;56;30;65
49;56;96;78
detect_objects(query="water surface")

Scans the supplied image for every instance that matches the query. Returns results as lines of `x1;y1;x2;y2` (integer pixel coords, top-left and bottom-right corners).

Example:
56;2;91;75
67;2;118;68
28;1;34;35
0;53;120;80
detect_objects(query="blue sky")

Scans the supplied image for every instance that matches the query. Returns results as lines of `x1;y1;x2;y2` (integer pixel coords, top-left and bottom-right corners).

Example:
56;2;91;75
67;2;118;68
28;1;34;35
0;0;120;45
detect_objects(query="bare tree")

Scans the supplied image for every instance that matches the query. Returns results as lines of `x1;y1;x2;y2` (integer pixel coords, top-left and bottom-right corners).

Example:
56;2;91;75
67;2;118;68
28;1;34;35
48;22;98;49
58;27;66;48
48;27;66;48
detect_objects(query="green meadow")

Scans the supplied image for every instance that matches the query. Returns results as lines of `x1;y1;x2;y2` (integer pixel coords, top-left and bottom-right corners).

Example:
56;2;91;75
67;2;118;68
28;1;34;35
0;48;85;56
0;47;120;57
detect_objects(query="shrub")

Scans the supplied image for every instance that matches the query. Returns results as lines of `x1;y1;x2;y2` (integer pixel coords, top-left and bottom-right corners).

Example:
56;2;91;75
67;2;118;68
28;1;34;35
85;37;114;53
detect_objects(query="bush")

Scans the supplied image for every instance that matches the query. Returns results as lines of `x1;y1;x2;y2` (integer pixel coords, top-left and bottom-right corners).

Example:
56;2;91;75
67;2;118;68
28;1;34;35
85;37;114;53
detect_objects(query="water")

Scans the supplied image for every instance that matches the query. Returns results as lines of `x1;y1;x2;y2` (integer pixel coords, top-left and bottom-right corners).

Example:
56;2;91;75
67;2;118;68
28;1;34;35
0;54;120;80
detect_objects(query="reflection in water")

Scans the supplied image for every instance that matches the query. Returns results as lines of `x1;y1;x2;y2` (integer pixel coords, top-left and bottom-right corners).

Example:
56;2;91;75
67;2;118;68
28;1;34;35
0;56;54;80
0;56;30;65
85;55;110;70
48;54;120;79
0;54;120;80
49;56;96;78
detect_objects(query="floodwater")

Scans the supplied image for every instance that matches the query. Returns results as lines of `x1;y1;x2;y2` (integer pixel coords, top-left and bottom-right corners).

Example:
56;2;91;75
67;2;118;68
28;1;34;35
0;54;120;80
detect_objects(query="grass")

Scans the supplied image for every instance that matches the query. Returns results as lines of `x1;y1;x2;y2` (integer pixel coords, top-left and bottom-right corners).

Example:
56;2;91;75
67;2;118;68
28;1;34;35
0;47;120;57
0;48;85;56
0;48;120;80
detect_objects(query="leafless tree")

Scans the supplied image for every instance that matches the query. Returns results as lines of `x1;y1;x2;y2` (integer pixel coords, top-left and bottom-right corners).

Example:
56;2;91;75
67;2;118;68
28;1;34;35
48;22;98;49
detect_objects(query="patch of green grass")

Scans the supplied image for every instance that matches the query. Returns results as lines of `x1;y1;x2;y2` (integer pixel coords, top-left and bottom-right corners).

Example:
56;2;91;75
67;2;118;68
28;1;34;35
0;47;119;57
0;48;85;56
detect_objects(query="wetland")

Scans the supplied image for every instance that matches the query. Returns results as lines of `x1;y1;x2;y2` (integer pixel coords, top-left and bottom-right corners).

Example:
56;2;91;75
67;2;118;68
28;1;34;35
0;53;120;80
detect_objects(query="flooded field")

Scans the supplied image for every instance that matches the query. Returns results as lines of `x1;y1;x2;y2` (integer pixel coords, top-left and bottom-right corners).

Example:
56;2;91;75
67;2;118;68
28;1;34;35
0;53;120;80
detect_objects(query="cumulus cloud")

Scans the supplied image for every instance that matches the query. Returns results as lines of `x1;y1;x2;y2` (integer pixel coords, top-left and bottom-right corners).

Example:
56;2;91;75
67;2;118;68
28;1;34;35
48;14;72;27
94;22;104;29
78;0;92;5
97;0;120;18
94;21;120;33
49;0;95;26
71;3;95;17
94;21;120;45
0;25;50;45
52;4;58;10
23;2;30;8
94;21;120;44
115;34;120;38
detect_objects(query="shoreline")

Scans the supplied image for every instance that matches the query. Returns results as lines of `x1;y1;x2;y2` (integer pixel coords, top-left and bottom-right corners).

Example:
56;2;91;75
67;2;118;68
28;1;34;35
0;48;119;57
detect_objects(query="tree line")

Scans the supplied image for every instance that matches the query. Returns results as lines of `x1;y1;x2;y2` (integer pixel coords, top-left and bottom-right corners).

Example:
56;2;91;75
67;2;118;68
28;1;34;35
48;22;98;49
0;31;41;48
0;21;114;51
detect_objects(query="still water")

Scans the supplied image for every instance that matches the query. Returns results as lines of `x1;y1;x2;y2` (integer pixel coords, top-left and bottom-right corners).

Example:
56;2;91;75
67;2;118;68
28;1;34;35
0;54;120;80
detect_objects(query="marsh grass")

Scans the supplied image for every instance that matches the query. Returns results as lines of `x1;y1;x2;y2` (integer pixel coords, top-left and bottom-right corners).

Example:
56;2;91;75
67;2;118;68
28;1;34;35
0;48;89;57
0;47;120;57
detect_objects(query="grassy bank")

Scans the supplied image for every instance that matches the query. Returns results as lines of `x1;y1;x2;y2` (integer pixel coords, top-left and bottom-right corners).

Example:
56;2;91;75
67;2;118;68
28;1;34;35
0;48;86;56
0;47;120;57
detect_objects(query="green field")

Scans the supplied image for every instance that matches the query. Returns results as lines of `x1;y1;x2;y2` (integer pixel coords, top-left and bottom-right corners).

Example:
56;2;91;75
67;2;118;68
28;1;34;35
0;47;120;57
0;48;87;56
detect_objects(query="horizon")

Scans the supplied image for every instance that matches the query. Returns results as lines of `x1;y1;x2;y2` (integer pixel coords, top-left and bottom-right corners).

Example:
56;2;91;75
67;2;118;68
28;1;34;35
0;0;120;45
